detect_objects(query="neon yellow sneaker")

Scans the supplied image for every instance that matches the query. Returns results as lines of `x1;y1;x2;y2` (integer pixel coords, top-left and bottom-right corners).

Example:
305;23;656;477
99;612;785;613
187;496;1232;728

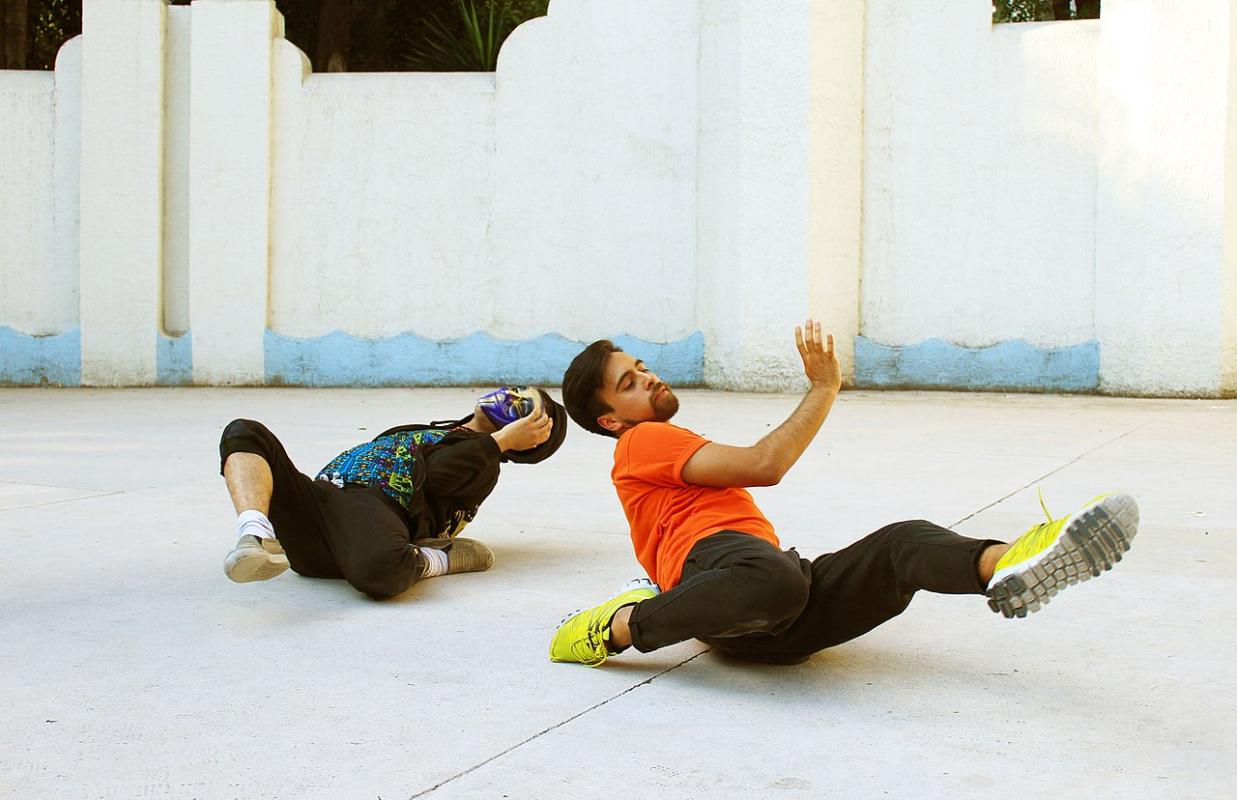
549;579;659;666
987;492;1139;618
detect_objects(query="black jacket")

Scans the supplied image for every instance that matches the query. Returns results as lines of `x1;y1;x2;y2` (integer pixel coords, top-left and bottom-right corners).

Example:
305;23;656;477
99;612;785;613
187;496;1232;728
376;425;503;539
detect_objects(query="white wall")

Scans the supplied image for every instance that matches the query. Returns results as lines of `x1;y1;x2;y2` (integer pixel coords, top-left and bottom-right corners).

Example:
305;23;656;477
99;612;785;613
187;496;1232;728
1096;0;1235;395
0;38;80;341
2;0;1235;395
78;0;166;385
491;0;699;344
266;0;700;348
52;38;82;337
862;1;1099;349
270;66;497;340
697;0;816;390
188;0;277;384
162;6;191;336
0;71;59;334
808;0;866;385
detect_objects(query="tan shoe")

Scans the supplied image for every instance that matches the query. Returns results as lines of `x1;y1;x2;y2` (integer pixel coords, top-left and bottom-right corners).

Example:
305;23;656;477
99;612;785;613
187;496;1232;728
224;535;290;583
414;537;494;576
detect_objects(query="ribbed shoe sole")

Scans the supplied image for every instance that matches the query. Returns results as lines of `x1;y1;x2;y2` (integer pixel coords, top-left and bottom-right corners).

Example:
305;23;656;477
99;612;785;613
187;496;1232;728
986;493;1139;619
224;540;290;584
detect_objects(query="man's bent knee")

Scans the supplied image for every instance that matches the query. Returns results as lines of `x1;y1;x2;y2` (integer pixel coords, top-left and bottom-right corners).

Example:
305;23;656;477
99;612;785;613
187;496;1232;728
221;418;268;445
220;419;276;473
723;553;810;635
345;547;422;600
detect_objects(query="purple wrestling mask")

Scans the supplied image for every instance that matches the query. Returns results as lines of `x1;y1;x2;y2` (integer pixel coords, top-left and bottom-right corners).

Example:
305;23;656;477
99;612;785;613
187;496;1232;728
476;385;544;429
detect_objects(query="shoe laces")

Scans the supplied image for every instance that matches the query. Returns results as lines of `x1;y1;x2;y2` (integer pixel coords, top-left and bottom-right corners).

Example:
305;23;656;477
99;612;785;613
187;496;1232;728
583;617;610;659
1037;487;1054;524
1005;489;1065;562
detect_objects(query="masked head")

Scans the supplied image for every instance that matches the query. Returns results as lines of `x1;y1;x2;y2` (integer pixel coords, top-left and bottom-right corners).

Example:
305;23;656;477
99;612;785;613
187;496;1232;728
473;386;567;464
476;385;543;429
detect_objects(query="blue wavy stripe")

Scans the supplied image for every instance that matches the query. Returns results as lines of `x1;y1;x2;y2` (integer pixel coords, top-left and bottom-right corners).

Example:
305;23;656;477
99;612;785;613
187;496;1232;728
0;326;81;386
157;332;193;386
264;330;705;387
854;336;1100;391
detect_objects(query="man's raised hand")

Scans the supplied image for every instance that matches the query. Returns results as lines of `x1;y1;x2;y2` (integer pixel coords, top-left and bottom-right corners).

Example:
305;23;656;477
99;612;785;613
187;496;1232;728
493;405;553;453
795;318;841;393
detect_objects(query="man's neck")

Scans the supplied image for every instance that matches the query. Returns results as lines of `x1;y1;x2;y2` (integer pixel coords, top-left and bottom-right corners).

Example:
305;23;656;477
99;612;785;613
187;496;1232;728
462;413;497;434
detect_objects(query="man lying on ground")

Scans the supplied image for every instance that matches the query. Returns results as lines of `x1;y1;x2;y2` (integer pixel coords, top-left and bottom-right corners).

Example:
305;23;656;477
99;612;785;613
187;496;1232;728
550;321;1138;666
219;387;565;599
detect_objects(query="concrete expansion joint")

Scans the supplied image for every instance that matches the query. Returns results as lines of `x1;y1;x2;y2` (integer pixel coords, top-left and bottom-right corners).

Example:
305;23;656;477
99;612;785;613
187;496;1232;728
950;416;1161;529
405;651;706;799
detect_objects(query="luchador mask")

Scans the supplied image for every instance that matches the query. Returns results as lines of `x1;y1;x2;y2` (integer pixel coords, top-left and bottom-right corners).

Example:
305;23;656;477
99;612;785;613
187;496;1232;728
476;385;544;429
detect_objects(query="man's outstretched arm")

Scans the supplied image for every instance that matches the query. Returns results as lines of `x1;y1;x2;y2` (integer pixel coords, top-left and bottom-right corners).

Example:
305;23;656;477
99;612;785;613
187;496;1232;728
681;319;841;488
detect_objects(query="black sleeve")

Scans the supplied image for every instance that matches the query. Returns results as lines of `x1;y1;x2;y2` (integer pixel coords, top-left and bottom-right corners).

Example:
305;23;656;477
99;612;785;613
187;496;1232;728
423;434;503;498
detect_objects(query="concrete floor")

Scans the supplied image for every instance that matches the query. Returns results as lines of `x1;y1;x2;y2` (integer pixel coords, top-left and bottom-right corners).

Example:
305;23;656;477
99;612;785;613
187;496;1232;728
0;387;1233;799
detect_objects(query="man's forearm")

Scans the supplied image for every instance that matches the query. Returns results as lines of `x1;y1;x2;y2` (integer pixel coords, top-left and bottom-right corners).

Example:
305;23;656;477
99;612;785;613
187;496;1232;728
752;385;838;482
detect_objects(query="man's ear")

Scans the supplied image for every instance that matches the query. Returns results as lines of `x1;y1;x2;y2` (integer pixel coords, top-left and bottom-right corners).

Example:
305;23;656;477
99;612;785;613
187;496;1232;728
597;414;625;434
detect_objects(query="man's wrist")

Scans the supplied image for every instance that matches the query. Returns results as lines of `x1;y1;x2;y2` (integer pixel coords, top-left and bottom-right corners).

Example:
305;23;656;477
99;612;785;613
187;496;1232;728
490;430;510;452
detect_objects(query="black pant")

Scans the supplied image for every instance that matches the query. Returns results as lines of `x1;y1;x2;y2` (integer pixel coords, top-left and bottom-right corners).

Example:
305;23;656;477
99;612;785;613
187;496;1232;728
628;522;998;664
219;419;425;599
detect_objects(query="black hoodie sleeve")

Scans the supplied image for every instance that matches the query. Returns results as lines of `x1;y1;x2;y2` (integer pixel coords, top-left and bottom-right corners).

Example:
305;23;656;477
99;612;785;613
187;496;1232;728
423;433;503;498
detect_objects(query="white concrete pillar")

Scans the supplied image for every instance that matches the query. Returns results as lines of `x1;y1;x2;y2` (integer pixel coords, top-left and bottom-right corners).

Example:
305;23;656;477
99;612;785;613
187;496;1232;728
1096;0;1233;396
1224;2;1237;396
808;0;864;385
188;0;280;384
79;0;167;385
697;0;813;391
53;37;83;340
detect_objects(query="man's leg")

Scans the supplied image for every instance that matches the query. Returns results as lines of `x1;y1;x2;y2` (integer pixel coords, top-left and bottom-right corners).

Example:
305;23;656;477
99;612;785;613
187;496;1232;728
701;519;999;663
550;532;811;666
624;532;811;651
711;493;1139;662
315;486;424;599
315;487;497;599
223;451;273;516
218;418;336;583
559;497;1138;666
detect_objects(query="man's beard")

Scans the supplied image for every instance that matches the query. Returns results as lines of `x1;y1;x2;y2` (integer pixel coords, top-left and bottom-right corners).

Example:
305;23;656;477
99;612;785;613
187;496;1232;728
652;385;680;421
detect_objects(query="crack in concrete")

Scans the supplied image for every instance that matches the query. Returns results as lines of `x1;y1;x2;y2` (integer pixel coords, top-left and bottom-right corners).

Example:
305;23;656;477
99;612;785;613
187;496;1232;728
0;489;124;514
406;650;709;799
951;416;1160;528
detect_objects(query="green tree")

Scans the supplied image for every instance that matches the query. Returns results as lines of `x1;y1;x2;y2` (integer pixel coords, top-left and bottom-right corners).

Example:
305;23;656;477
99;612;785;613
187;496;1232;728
5;1;548;72
993;1;1100;23
2;0;29;68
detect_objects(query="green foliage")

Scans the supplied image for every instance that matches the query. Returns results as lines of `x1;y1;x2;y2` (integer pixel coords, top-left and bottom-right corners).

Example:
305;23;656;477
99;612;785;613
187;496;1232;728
403;0;548;72
13;1;548;72
993;1;1100;24
25;0;78;70
994;1;1055;23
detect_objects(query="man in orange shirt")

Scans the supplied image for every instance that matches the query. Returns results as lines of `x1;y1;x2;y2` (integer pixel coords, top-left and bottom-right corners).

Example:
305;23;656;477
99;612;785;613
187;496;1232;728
549;320;1139;666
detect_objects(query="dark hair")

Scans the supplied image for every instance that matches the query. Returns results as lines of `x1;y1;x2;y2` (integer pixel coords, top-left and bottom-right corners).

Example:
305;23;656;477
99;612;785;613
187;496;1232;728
562;339;622;438
503;389;569;463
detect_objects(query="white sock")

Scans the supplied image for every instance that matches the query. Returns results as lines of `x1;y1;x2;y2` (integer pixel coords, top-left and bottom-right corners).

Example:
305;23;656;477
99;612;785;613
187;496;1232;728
236;509;276;541
418;547;449;579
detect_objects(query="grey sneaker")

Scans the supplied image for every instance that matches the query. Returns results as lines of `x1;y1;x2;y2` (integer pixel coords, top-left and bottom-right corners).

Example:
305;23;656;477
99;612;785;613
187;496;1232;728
224;534;290;583
415;537;494;576
986;493;1139;618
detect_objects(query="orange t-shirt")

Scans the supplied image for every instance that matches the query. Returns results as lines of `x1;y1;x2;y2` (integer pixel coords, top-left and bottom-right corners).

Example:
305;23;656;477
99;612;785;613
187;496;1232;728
611;422;779;590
